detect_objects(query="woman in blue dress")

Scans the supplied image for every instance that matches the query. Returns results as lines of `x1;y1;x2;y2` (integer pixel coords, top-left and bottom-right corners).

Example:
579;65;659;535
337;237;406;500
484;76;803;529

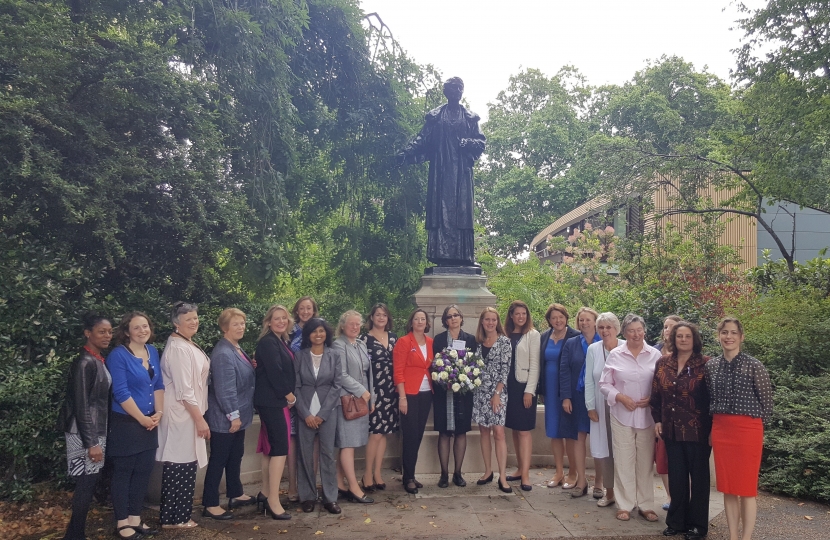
538;304;579;488
559;307;600;497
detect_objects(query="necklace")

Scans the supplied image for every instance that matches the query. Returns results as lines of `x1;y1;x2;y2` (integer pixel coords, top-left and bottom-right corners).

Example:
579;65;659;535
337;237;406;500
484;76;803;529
173;331;208;357
173;330;192;342
83;345;106;363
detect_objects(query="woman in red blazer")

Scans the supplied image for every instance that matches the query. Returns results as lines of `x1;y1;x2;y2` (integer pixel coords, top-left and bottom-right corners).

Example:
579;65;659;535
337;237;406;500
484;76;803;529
393;308;433;494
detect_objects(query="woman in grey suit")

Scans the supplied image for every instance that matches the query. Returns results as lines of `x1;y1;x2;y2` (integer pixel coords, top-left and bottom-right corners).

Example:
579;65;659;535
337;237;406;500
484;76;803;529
202;308;257;519
294;318;343;514
332;310;375;504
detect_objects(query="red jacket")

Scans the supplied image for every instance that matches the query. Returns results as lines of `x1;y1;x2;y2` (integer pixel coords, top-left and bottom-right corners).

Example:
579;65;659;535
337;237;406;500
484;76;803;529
393;332;434;395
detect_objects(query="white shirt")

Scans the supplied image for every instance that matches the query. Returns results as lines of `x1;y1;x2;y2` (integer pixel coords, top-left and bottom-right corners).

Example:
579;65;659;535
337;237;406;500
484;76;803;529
418;344;431;391
309;353;322;416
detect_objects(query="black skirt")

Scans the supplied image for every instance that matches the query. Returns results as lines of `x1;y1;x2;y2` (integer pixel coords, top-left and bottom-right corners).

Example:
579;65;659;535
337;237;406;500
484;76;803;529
505;350;537;431
432;384;474;434
258;406;289;457
107;411;158;457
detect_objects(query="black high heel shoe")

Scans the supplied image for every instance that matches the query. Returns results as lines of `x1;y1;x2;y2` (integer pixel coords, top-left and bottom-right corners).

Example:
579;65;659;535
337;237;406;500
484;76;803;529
346;490;374;504
255;492;268;512
264;500;292;520
497;478;513;493
360;480;376;493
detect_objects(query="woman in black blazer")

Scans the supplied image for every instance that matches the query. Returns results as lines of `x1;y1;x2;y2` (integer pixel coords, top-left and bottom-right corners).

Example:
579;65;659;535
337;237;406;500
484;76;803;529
253;305;296;521
432;304;478;488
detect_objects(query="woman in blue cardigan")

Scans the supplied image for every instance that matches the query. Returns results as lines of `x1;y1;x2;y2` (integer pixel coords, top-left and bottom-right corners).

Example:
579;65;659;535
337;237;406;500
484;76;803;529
559;307;600;497
106;312;164;539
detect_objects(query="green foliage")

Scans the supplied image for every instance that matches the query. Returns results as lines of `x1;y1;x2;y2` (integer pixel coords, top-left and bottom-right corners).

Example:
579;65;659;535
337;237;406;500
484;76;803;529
0;234;103;490
477;68;592;257
0;0;437;496
750;250;830;297
0;351;69;500
741;283;830;377
761;371;830;502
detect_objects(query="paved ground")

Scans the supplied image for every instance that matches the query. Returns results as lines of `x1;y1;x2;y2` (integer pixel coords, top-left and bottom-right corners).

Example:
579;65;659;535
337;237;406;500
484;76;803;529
52;467;829;540
186;467;716;540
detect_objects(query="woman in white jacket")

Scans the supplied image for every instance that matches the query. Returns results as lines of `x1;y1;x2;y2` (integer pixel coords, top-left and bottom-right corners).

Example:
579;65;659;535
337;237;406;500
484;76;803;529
503;300;540;491
584;312;623;507
156;302;210;529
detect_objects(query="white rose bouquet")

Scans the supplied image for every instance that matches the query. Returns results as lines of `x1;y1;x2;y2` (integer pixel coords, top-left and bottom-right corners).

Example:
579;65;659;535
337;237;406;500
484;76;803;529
430;346;484;394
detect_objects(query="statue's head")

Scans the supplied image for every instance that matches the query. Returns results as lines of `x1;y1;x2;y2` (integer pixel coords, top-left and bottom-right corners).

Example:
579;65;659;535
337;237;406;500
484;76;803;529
443;77;464;102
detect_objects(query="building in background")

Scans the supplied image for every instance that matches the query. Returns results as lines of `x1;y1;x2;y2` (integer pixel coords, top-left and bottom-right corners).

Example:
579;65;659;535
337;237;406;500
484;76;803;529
530;179;830;270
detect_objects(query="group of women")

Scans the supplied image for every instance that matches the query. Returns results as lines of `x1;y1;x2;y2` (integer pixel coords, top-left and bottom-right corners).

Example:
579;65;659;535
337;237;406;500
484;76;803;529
61;298;772;540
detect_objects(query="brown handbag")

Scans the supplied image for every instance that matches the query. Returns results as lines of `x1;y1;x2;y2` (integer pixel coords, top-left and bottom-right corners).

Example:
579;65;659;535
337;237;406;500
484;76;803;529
341;394;369;420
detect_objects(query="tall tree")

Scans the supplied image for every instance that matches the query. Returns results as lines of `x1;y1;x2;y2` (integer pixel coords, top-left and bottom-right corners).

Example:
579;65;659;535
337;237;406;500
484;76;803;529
732;0;830;213
583;55;829;271
477;67;591;257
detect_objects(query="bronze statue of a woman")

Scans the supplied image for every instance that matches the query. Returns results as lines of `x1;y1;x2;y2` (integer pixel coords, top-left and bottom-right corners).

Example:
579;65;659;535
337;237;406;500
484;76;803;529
397;77;486;267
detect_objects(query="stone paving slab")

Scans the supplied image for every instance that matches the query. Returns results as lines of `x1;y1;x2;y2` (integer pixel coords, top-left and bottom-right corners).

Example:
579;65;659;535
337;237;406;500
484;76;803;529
195;467;725;540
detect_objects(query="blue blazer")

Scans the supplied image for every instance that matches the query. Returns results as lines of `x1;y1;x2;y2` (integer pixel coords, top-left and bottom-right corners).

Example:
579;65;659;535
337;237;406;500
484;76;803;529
537;326;579;397
205;338;256;433
559;335;588;401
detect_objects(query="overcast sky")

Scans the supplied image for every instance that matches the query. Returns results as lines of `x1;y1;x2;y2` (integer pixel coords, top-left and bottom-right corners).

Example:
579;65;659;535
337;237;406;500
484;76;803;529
359;0;766;120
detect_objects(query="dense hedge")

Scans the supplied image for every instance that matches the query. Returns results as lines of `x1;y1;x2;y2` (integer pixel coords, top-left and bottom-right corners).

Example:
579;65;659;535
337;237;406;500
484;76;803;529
761;372;830;501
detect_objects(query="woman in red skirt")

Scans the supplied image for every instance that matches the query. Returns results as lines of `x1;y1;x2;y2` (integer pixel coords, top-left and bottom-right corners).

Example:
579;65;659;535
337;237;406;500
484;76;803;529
705;318;773;540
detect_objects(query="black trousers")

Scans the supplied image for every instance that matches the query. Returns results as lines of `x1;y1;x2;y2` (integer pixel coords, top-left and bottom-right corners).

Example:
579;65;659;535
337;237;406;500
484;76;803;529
400;391;432;481
111;448;155;521
62;472;99;540
202;430;246;507
664;438;712;535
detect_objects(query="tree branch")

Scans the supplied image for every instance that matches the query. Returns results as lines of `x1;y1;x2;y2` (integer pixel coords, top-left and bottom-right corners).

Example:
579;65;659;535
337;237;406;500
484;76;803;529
799;7;830;81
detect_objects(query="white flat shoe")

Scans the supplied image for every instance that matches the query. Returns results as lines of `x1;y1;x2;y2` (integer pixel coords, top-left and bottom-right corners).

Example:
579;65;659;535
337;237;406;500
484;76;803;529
597;497;616;507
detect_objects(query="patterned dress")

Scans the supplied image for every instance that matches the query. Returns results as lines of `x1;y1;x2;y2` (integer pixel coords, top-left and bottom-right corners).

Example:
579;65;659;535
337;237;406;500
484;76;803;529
362;332;399;434
472;336;511;427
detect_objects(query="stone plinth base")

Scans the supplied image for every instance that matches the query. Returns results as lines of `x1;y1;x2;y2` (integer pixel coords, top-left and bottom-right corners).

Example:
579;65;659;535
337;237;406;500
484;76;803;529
412;270;497;337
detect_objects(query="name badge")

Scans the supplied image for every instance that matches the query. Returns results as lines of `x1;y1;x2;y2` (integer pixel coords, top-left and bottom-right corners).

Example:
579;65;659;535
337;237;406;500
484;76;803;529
451;339;466;351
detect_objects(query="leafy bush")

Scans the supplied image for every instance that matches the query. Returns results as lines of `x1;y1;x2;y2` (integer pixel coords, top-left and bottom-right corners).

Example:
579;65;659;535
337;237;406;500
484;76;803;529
741;287;830;376
0;351;70;500
761;372;830;502
0;235;104;496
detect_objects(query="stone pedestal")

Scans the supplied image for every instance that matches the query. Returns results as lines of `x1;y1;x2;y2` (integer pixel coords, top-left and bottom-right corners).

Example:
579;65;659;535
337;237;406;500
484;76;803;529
411;268;497;474
412;268;497;337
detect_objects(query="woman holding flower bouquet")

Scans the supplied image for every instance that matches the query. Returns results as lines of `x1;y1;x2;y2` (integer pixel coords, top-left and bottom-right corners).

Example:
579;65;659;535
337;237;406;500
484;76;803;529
393;309;434;494
431;305;478;488
504;300;541;491
473;307;513;493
